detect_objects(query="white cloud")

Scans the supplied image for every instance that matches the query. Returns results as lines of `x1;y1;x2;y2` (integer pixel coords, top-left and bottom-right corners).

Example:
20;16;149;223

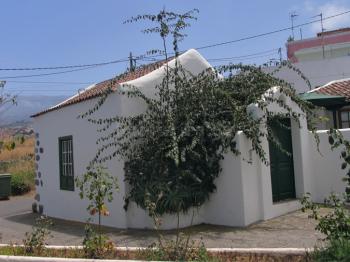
302;0;350;34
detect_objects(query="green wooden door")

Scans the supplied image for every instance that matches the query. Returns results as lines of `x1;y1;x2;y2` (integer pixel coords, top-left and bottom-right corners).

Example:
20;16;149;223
268;117;296;202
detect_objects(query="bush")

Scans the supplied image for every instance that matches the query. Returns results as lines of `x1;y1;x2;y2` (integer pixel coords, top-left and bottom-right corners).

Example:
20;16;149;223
23;216;52;255
311;239;350;261
301;193;350;240
82;224;114;259
11;170;35;195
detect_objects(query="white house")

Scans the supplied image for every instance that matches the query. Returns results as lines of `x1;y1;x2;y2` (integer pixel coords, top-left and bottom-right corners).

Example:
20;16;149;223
264;28;350;93
31;49;348;230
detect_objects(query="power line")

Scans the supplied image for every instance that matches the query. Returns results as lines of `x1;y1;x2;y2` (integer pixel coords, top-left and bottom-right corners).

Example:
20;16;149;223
195;10;350;50
0;65;104;79
207;48;279;62
0;9;349;78
0;58;129;71
6;80;95;85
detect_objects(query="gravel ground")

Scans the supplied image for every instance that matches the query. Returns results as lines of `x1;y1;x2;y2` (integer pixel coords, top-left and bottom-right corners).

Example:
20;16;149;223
0;194;324;248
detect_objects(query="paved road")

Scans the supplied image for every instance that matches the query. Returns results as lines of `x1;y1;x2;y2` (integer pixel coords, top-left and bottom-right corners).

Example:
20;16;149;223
0;194;324;248
0;195;33;218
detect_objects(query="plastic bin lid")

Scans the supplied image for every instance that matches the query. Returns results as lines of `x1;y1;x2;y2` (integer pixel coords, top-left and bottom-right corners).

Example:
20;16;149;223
0;173;11;178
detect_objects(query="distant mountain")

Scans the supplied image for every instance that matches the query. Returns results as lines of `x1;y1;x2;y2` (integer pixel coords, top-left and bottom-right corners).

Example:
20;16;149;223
0;95;68;127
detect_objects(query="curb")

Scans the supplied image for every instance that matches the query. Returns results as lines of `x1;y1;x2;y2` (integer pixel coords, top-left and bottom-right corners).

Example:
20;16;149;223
0;244;310;261
0;256;149;262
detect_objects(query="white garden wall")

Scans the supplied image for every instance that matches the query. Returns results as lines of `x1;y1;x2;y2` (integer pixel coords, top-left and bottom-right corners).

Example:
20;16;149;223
308;129;350;203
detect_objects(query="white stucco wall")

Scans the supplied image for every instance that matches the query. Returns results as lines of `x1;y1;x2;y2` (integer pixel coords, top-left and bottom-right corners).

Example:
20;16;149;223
264;56;350;93
308;129;350;203
33;92;128;228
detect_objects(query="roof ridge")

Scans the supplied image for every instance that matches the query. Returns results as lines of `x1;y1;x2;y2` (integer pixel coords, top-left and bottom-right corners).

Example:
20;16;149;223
309;78;350;93
30;54;181;117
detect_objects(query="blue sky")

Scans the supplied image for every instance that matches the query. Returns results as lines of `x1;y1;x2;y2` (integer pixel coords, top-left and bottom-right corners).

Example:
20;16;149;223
1;0;350;96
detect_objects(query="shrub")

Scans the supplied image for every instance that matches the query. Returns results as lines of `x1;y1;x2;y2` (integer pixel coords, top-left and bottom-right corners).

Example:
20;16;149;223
82;223;114;259
301;193;350;240
138;241;219;262
10;170;35;195
23;216;53;255
311;239;350;262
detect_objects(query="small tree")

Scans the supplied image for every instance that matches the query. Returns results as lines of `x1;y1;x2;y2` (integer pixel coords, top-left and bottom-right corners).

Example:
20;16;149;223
0;80;16;109
75;165;119;254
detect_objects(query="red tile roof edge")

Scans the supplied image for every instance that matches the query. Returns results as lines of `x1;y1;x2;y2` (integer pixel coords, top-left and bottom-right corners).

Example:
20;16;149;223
311;78;350;100
31;59;170;118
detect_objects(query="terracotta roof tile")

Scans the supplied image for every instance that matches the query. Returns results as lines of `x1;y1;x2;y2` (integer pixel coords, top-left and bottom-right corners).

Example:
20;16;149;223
31;59;169;117
313;79;350;100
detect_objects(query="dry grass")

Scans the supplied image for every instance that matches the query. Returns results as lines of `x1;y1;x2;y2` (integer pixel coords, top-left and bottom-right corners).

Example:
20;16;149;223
0;246;308;261
0;137;34;162
0;136;35;194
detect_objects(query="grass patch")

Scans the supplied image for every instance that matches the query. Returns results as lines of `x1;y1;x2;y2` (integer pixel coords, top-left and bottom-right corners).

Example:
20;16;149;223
310;239;350;261
0;246;307;261
8;161;35;195
0;136;35;195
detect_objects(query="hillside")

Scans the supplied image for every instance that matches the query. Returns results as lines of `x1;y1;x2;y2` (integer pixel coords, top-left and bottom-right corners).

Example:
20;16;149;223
0;95;67;127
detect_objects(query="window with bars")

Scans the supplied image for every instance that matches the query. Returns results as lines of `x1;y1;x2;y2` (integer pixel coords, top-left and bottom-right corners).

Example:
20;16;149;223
59;136;74;191
340;111;350;128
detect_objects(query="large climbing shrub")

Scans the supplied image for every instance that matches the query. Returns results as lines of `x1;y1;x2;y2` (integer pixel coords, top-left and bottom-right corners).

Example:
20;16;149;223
81;9;317;217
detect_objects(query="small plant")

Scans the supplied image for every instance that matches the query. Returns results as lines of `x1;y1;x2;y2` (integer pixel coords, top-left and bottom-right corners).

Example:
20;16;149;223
143;196;209;261
23;216;53;255
75;165;119;258
301;193;350;240
82;222;114;259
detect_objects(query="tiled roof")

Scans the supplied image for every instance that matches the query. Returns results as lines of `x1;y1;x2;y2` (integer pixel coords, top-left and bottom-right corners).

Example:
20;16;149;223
317;27;350;37
311;78;350;100
31;59;169;117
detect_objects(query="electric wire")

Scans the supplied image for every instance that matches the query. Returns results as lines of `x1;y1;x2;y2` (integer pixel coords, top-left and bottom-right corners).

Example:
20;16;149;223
0;9;348;73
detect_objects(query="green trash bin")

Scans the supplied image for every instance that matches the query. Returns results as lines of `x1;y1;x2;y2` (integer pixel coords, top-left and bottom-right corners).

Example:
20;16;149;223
0;174;11;199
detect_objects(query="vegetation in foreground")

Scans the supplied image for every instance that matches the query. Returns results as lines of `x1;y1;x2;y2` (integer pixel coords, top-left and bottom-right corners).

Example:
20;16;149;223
0;245;306;261
301;129;350;261
0;135;35;195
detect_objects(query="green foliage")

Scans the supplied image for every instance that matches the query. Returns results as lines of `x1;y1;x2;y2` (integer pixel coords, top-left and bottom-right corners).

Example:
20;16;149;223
10;170;34;195
82;223;114;259
75;165;119;255
23;216;53;255
311;239;350;262
4;141;16;151
139;241;219;262
301;193;350;240
82;9;317;218
142;195;208;261
75;165;119;222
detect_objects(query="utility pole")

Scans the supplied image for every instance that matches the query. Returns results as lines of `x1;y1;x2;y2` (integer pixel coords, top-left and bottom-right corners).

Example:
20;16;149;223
278;48;282;63
299;28;303;40
129;52;136;71
290;12;298;40
312;13;326;59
